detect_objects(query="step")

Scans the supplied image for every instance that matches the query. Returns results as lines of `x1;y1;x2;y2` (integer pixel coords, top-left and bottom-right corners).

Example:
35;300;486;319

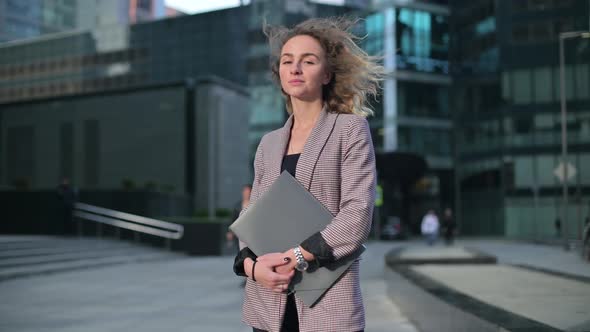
0;245;166;269
0;237;128;251
0;235;185;282
0;250;180;282
0;241;137;259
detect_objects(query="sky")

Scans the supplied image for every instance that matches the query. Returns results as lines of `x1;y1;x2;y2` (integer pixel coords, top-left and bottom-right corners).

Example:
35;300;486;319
165;0;345;14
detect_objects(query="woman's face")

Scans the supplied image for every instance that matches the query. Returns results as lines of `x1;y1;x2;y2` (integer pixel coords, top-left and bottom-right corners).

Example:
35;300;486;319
279;35;331;103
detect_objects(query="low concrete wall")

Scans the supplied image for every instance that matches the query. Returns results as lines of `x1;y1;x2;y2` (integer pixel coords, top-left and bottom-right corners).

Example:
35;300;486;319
385;267;505;332
385;248;562;332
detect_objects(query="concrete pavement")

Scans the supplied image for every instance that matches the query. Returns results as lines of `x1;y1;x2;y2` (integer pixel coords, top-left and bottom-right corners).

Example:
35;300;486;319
361;242;420;332
5;236;587;331
458;238;590;278
0;238;417;332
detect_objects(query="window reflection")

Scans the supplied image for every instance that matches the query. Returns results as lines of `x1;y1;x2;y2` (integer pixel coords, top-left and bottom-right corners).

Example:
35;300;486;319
396;8;449;73
364;9;449;74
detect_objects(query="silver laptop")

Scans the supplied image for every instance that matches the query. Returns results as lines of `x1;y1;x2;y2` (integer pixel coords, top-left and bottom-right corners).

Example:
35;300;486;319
230;171;364;307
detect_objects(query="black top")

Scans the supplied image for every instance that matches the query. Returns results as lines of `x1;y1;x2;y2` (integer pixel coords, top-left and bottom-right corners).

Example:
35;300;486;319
281;153;301;177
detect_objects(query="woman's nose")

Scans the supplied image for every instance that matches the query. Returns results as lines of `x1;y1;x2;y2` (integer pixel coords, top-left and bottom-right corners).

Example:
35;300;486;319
290;62;302;74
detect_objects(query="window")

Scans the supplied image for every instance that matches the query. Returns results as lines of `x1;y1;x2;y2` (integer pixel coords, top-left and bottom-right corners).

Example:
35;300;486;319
397;82;450;118
533;67;553;103
554;19;574;34
553;66;575;101
475;17;496;36
395;8;449;73
364;13;384;56
513;70;532;104
511;0;528;12
502;71;512;102
575;64;589;100
514;115;534;134
511;24;529;43
529;0;552;10
530;22;552;42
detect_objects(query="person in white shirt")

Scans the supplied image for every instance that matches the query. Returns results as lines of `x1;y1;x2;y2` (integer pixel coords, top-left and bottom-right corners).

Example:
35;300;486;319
421;209;439;246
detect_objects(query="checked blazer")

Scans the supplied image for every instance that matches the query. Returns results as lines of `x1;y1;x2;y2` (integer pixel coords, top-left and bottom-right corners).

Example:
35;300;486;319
240;107;376;332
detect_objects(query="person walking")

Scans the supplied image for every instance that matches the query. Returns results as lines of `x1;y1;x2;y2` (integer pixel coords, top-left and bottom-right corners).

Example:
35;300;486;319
232;17;384;332
421;209;439;246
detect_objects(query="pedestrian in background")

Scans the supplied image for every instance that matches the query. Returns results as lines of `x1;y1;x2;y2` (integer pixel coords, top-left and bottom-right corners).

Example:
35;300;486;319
232;16;383;332
441;207;456;246
555;218;562;238
421;209;439;246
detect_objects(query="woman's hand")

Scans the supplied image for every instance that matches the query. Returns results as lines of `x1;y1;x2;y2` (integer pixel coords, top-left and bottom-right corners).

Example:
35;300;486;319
258;246;316;275
258;252;296;274
245;256;294;293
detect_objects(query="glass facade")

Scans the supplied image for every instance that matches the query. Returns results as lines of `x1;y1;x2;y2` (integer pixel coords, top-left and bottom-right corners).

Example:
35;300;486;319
0;0;43;41
363;6;452;159
396;8;449;74
363;3;453;230
397;81;449;118
0;0;78;42
451;0;497;74
0;7;248;104
364;8;449;74
452;0;590;238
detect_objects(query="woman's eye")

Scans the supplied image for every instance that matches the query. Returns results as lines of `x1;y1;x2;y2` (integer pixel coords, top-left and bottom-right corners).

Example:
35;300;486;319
282;61;292;65
304;61;315;64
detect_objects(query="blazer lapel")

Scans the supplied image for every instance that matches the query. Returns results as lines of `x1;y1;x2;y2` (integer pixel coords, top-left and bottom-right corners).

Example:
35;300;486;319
296;109;339;191
266;114;293;182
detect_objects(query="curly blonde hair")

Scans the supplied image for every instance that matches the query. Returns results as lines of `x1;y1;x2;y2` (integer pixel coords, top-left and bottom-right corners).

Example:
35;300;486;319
264;17;385;117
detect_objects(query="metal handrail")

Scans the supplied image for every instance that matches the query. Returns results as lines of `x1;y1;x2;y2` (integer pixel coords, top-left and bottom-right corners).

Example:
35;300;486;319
73;202;183;240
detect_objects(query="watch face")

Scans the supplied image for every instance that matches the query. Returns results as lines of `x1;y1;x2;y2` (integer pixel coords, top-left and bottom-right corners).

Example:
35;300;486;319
297;260;309;271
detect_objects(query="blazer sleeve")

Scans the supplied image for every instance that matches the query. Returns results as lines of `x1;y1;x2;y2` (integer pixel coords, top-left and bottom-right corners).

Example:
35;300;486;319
317;117;376;261
238;138;265;251
233;140;265;276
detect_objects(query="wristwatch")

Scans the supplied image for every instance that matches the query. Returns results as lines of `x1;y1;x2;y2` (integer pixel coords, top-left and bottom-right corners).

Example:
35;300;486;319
293;247;309;272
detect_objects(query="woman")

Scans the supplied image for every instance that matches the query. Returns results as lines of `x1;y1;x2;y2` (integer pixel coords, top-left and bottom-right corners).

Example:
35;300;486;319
233;17;384;332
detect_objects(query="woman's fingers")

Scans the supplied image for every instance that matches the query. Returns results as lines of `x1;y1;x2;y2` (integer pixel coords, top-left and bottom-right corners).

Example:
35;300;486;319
272;283;289;293
257;253;290;267
275;264;293;274
255;261;294;292
256;252;283;262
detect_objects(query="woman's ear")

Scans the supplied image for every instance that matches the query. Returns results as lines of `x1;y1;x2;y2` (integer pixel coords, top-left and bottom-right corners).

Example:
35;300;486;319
323;71;332;85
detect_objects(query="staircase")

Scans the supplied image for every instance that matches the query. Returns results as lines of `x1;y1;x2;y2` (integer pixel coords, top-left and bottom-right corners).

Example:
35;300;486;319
0;235;184;282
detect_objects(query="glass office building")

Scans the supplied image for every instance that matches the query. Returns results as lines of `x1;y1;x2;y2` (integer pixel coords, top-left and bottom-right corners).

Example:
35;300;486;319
0;0;76;42
0;7;248;104
0;7;251;212
2;1;454;229
0;0;170;43
451;0;590;239
364;1;452;229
